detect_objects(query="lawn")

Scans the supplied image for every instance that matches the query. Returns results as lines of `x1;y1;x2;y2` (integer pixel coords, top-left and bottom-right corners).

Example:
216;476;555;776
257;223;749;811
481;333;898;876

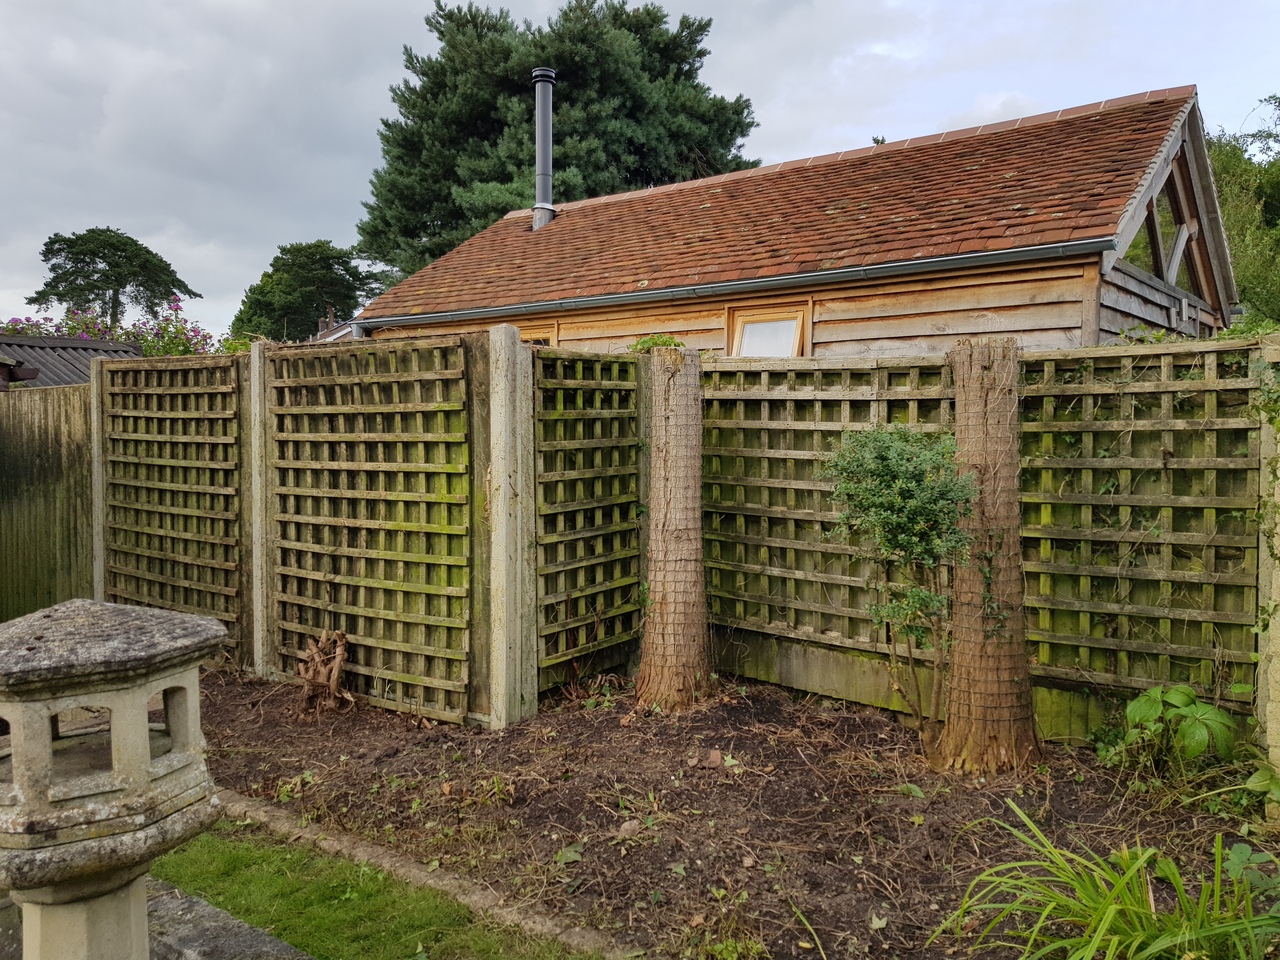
153;820;599;960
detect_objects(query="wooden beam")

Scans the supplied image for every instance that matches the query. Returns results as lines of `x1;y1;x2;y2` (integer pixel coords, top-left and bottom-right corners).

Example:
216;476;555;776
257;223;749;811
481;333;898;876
1165;219;1196;286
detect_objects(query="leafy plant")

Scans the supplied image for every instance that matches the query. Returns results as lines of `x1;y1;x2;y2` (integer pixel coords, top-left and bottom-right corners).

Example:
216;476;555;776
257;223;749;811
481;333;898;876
821;425;977;735
629;333;685;353
934;801;1280;960
1098;685;1237;778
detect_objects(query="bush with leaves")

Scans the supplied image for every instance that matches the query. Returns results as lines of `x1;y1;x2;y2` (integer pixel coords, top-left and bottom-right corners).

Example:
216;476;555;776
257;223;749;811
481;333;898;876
1097;685;1238;780
5;297;222;357
822;425;976;733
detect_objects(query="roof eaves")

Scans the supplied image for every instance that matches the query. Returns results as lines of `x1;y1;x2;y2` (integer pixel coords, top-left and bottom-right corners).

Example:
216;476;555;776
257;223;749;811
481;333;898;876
354;236;1117;337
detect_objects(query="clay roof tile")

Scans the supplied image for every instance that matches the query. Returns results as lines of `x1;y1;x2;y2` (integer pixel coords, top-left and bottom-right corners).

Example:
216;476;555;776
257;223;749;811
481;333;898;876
361;88;1195;320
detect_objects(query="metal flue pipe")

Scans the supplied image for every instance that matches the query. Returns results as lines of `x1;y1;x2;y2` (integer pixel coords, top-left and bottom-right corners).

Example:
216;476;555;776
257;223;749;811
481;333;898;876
532;67;556;231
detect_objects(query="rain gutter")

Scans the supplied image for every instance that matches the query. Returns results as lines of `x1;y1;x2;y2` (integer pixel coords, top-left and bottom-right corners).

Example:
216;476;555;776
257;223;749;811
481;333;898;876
350;236;1117;339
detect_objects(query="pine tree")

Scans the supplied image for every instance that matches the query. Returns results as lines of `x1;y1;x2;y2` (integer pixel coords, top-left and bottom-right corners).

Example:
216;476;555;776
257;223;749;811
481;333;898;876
358;0;756;275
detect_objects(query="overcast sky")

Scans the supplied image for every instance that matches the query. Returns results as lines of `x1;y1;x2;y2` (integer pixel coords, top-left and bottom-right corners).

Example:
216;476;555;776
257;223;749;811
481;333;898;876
2;0;1277;337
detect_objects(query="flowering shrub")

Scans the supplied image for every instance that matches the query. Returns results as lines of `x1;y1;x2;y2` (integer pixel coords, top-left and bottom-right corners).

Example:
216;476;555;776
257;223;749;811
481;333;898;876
4;297;225;357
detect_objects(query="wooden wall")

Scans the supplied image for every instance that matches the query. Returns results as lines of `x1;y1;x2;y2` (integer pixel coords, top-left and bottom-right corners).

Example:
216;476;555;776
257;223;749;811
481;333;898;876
0;385;93;621
1099;260;1222;341
371;258;1100;356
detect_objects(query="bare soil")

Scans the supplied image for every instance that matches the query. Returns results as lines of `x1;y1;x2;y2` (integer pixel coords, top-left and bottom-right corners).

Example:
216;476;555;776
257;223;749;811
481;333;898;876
200;670;1272;959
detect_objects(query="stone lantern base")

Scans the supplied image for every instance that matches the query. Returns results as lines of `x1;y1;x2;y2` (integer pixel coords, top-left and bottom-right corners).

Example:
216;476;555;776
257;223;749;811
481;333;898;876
13;871;148;960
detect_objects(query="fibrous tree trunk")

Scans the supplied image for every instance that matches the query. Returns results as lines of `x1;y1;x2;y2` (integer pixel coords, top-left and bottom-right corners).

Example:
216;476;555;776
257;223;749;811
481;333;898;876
635;347;711;711
937;338;1040;773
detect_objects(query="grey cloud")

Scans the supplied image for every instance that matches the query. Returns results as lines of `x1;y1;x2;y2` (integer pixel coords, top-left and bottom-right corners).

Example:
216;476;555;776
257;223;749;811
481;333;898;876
1;0;1277;335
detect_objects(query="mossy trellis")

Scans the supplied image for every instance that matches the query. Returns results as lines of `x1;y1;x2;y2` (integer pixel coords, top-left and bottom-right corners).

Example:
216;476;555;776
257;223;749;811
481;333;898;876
265;339;472;722
702;344;1266;738
98;356;250;655
702;357;954;708
1020;341;1260;735
533;350;646;687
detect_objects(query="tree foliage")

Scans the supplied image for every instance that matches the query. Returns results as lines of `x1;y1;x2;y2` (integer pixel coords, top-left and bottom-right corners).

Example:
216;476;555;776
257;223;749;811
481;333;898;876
1209;95;1280;326
26;226;201;333
358;0;757;274
231;240;381;342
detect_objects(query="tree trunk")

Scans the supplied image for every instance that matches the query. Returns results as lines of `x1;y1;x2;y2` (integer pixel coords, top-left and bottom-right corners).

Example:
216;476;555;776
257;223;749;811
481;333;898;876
109;288;122;334
937;337;1040;773
635;347;711;711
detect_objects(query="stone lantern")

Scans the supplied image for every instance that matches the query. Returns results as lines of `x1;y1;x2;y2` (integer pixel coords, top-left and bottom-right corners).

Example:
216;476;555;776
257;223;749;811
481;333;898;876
0;599;225;960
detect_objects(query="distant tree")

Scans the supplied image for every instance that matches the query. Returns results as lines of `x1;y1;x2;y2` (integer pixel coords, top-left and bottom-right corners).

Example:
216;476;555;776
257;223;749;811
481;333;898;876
358;0;757;275
231;240;381;342
26;227;201;334
1209;95;1280;327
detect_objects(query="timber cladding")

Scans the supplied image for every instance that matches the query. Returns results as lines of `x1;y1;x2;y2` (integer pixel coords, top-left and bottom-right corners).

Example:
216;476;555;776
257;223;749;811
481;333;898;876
533;349;646;687
100;357;248;651
702;342;1264;738
265;338;472;723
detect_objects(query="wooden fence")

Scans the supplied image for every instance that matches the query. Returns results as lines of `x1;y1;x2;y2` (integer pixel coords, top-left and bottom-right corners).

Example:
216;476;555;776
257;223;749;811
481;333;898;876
266;339;474;722
0;385;93;620
96;356;251;656
702;341;1265;740
533;350;647;687
8;330;1276;744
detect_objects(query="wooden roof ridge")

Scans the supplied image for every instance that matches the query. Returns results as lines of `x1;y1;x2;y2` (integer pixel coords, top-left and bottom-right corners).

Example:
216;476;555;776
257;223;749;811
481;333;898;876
499;85;1199;222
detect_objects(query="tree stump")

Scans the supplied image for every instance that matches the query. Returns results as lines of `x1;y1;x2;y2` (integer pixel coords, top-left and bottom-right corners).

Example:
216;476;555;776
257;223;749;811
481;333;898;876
298;629;353;713
634;347;711;711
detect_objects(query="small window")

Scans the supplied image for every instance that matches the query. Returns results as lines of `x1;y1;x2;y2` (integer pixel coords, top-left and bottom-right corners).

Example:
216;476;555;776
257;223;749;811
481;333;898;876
0;715;12;804
729;306;807;357
519;322;557;347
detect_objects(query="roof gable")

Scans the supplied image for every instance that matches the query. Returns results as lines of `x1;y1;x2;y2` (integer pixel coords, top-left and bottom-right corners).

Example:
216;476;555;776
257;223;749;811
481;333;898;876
362;87;1202;323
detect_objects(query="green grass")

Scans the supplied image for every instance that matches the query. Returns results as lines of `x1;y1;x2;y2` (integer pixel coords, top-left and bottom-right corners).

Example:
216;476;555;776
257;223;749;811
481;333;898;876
153;820;598;960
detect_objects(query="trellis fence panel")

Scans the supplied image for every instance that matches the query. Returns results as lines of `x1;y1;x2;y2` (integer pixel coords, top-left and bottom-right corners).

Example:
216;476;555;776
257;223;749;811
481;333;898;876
703;343;1265;738
97;357;250;655
533;350;647;687
265;338;473;722
1020;342;1261;736
702;357;954;710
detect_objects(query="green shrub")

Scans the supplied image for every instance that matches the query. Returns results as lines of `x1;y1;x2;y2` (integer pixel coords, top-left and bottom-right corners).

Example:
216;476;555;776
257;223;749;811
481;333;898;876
821;426;976;731
934;802;1280;960
1097;685;1237;777
628;334;685;353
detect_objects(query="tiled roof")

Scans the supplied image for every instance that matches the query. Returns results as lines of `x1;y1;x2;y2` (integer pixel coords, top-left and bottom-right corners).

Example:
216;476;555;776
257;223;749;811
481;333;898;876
361;87;1196;321
0;335;141;387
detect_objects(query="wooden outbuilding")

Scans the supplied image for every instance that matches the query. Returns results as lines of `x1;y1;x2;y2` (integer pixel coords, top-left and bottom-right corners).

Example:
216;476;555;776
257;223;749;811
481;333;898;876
351;86;1236;355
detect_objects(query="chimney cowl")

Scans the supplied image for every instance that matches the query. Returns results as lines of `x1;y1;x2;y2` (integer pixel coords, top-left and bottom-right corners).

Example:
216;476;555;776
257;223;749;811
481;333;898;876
532;67;556;231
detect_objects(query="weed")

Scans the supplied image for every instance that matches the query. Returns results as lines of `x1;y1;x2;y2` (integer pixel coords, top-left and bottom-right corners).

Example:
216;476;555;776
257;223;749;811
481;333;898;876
275;770;315;804
1096;685;1237;779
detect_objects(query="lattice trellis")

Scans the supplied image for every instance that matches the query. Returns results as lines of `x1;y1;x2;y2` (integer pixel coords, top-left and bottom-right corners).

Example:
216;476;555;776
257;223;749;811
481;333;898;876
267;338;472;722
534;350;644;686
1020;343;1260;710
703;358;953;659
102;357;245;650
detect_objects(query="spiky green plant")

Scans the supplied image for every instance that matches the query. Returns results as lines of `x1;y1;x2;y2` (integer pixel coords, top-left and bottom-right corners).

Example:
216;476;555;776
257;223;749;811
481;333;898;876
934;802;1280;959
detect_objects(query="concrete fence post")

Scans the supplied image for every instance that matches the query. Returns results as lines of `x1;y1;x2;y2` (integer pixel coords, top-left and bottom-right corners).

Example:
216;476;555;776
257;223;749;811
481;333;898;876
249;342;272;677
487;325;538;728
89;358;106;602
1257;346;1280;772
